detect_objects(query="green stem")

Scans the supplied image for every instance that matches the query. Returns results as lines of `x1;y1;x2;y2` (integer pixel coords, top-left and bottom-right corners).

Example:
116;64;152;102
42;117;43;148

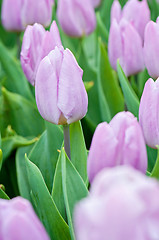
63;124;71;160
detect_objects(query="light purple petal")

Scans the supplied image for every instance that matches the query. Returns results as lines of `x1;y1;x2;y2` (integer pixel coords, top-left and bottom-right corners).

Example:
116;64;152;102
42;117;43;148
110;0;121;23
108;19;122;71
144;21;159;79
122;0;150;40
87;122;118;183
120;20;144;77
139;78;159;148
35;47;63;124
20;24;46;85
57;48;88;124
57;0;96;37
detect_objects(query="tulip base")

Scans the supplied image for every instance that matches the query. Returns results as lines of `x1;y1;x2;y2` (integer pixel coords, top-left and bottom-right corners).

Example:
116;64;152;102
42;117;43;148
63;124;71;160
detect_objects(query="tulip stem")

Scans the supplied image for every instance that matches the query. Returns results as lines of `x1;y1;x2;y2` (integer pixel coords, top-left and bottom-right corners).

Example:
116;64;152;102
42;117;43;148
63;124;71;160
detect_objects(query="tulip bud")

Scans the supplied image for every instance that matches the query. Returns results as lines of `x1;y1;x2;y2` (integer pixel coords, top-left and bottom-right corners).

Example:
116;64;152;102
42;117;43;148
139;78;159;148
144;18;159;79
74;166;159;240
0;197;50;240
1;0;54;31
87;111;147;183
21;21;62;86
35;46;88;125
108;18;144;77
57;0;96;37
111;0;150;41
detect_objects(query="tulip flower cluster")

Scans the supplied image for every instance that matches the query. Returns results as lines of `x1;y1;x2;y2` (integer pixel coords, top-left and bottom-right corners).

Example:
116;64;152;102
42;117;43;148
1;0;159;239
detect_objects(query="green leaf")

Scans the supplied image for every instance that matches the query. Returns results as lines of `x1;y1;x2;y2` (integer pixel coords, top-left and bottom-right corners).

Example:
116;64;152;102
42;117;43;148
117;61;140;118
78;41;101;127
98;39;124;120
0;187;10;199
25;154;71;240
70;121;88;183
2;135;37;161
150;146;159;179
0;88;45;137
16;145;35;200
28;122;63;192
96;12;109;43
61;148;88;240
147;145;157;172
0;40;33;101
52;148;66;221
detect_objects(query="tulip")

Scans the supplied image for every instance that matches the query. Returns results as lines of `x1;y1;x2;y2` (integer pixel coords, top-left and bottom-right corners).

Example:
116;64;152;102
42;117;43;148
1;0;54;31
108;18;144;77
144;18;159;79
139;78;159;148
57;0;96;37
74;166;159;240
21;21;62;86
35;46;88;125
111;0;150;40
87;111;147;183
0;197;50;240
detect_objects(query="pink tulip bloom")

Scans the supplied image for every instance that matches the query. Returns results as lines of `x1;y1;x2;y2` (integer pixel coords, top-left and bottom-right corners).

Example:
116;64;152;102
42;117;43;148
21;21;62;86
35;46;88;125
74;166;159;240
0;197;50;240
108;18;144;77
1;0;54;31
57;0;96;37
87;111;147;183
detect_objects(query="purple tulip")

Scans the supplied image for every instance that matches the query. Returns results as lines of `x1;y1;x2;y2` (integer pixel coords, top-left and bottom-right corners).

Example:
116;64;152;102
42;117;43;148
139;78;159;148
108;18;144;77
35;46;88;125
111;0;150;40
74;166;159;240
21;21;62;86
0;197;50;240
144;18;159;79
87;111;147;183
57;0;96;37
1;0;54;31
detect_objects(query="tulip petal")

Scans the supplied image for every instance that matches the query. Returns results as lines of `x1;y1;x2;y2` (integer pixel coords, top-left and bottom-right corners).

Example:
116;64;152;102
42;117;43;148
120;21;144;77
57;49;88;124
139;78;159;148
87;122;118;183
108;19;123;71
144;21;159;79
35;48;63;125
